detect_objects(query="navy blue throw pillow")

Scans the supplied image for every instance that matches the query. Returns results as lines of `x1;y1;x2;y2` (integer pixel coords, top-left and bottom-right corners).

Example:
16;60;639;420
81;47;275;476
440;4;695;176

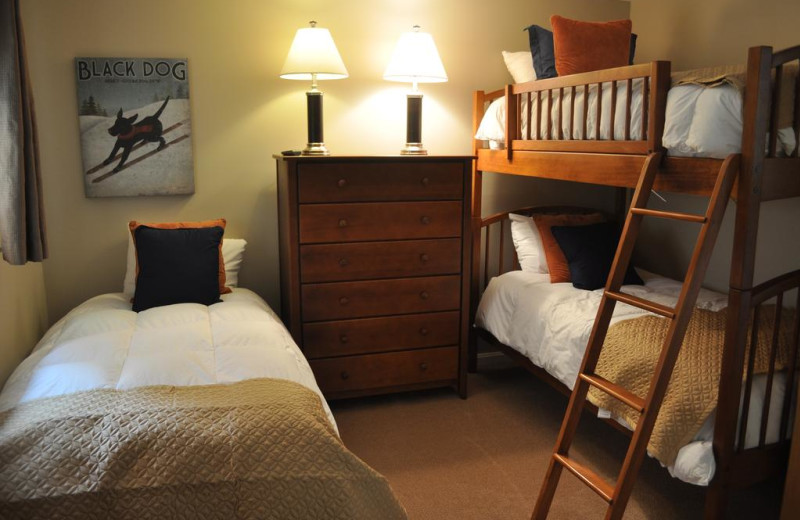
551;222;643;291
132;226;223;312
525;25;637;80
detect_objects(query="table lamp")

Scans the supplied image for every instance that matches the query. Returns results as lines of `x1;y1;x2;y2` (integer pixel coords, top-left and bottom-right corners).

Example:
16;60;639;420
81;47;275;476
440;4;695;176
383;25;448;155
280;21;348;156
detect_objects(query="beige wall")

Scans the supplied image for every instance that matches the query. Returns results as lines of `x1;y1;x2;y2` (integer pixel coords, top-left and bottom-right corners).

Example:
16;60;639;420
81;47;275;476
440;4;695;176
20;0;629;323
0;261;48;386
630;0;800;291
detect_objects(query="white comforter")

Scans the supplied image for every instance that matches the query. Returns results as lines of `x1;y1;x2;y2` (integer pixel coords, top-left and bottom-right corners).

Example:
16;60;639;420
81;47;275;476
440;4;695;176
475;270;789;485
0;288;335;429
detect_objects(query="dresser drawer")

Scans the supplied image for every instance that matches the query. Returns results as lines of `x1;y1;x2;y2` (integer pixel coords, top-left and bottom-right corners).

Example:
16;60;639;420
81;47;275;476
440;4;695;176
297;161;464;203
300;238;461;283
298;201;462;244
301;275;461;321
310;346;458;394
303;311;460;358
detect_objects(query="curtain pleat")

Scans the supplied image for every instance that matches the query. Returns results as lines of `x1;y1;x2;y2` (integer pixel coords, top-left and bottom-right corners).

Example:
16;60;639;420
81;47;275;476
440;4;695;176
0;0;47;265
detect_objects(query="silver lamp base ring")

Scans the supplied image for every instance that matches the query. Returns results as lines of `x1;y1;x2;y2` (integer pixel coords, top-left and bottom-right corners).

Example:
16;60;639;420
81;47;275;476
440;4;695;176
302;142;330;156
400;142;427;155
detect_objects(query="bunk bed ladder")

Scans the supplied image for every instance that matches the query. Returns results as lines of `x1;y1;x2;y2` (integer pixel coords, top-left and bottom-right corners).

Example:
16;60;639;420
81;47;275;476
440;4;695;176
531;152;740;520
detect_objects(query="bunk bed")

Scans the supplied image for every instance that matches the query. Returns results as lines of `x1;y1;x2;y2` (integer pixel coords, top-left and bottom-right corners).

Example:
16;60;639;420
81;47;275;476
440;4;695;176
469;45;800;518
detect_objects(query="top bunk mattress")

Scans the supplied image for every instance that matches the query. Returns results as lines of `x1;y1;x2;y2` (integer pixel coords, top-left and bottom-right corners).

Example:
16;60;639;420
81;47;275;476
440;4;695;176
475;79;797;159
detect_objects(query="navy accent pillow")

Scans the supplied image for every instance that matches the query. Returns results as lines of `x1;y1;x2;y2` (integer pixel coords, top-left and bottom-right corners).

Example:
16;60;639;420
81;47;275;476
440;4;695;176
551;222;643;291
525;25;637;80
132;225;224;312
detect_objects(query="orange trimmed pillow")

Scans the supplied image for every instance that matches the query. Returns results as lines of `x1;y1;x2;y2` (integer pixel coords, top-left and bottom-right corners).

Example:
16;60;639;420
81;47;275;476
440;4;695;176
550;15;632;76
128;219;231;296
533;213;605;283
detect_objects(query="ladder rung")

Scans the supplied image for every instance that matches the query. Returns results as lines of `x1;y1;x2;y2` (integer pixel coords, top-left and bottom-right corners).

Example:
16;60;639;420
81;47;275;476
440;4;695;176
630;207;707;223
580;373;646;413
553;454;615;503
604;291;676;319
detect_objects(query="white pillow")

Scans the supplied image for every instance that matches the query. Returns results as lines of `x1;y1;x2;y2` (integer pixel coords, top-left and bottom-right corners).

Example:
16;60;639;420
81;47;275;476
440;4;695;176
123;230;247;296
662;85;704;157
502;51;536;84
684;84;743;159
509;213;547;274
475;97;507;142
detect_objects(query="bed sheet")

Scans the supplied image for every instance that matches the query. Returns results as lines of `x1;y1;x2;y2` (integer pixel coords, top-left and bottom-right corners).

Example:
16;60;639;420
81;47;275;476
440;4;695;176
0;288;335;429
475;269;790;485
475;83;797;159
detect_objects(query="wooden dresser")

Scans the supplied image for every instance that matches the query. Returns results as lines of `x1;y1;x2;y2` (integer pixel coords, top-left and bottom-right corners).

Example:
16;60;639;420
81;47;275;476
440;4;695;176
275;155;472;399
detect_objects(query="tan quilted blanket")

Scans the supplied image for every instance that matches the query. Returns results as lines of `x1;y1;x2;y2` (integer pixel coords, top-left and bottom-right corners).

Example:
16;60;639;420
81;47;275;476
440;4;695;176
672;62;798;129
588;306;794;466
0;378;407;520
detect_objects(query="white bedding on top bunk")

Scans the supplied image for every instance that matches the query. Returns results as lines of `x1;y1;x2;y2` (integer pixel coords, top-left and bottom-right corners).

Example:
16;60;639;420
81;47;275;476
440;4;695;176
474;82;797;159
0;288;336;429
475;269;790;486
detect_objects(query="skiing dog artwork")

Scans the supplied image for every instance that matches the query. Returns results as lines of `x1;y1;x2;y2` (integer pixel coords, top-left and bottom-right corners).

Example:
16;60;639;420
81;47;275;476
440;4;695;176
75;57;194;197
103;96;170;173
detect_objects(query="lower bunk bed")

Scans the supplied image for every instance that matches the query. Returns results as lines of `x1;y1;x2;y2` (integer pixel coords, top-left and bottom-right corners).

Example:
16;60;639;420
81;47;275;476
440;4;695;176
472;207;797;490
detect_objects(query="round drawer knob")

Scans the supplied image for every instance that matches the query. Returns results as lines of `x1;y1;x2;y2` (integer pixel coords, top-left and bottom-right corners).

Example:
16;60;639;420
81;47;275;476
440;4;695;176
419;327;429;336
337;178;347;188
420;216;431;225
339;334;348;343
419;363;428;371
421;177;430;186
338;258;349;267
341;371;349;380
420;253;430;263
419;291;429;300
339;296;349;305
338;219;348;228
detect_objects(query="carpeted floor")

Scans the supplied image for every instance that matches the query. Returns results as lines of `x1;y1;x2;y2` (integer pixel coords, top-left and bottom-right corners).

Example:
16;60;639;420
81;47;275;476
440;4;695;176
329;356;784;520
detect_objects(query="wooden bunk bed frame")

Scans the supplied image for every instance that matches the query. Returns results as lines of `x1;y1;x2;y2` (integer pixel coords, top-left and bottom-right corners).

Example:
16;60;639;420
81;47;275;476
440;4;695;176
468;45;800;518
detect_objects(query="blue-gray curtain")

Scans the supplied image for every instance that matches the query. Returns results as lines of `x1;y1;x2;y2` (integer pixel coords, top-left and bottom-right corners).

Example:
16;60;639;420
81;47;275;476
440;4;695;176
0;0;46;265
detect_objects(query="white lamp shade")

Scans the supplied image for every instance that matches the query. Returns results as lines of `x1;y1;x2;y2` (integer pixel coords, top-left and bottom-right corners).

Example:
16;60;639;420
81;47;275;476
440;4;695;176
280;23;348;80
383;27;447;84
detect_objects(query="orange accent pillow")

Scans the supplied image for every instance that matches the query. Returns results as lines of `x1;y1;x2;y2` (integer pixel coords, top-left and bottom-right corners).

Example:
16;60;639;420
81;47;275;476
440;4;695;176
550;15;632;76
129;219;232;295
533;213;605;283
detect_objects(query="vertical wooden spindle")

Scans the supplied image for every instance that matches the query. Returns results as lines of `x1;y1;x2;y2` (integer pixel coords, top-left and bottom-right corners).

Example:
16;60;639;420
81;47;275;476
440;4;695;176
738;305;761;452
779;289;800;441
582;84;589;140
570;86;576;140
610;80;618;140
768;65;782;157
759;294;783;447
595;83;602;140
625;78;632;141
641;77;649;140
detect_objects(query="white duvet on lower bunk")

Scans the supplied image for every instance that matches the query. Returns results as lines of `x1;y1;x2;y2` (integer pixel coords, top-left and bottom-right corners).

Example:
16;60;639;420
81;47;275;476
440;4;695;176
475;82;797;159
0;288;336;429
475;269;789;486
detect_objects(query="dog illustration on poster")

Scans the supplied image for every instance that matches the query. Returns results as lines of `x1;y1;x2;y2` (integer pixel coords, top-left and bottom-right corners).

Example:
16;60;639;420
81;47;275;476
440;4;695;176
75;58;194;197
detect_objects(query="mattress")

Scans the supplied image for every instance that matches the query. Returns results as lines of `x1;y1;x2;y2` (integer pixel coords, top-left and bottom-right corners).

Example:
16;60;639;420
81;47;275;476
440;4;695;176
0;288;335;427
475;269;791;485
474;81;797;159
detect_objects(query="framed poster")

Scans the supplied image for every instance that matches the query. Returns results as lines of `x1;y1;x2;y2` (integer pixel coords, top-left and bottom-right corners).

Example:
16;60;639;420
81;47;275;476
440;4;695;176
75;57;194;197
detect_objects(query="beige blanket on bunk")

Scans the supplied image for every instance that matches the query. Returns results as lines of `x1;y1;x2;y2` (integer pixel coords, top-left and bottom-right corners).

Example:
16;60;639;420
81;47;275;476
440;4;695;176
0;378;407;520
588;306;794;467
672;62;798;129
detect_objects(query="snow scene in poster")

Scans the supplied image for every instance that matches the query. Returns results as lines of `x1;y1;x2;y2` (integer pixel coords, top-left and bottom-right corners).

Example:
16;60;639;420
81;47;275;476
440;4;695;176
75;57;194;197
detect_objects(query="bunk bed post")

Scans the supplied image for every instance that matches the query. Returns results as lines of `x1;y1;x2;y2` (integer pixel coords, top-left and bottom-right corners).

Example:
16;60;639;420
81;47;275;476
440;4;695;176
647;61;670;154
505;85;517;162
469;90;485;373
705;46;773;520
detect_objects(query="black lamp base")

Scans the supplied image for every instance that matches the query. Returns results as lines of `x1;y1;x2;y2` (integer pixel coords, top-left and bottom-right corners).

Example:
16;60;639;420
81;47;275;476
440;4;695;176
303;90;330;156
402;93;427;155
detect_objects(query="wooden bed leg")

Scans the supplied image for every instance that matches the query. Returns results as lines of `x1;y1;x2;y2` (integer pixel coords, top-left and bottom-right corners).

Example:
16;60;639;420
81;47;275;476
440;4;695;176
468;326;478;373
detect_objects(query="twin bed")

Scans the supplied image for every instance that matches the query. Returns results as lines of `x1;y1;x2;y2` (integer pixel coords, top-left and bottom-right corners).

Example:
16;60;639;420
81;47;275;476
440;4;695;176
470;44;800;517
0;240;407;518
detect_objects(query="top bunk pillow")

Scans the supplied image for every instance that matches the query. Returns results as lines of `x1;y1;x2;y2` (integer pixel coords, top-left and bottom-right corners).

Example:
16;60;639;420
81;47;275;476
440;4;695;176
502;50;537;84
551;221;643;290
129;220;227;312
549;16;633;76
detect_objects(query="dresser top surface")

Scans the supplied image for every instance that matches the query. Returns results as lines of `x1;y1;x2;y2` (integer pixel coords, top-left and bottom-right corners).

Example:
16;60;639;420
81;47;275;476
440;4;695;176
273;154;475;162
